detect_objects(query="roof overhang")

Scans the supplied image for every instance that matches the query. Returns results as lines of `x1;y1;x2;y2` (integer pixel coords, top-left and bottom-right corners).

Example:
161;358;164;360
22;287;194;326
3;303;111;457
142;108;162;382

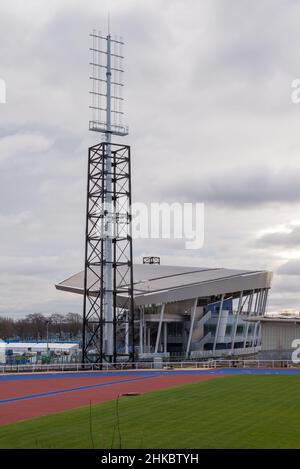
56;264;272;306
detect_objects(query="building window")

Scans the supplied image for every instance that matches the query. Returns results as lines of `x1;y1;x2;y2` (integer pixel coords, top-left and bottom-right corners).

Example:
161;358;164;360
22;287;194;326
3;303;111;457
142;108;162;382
204;324;216;335
168;323;183;337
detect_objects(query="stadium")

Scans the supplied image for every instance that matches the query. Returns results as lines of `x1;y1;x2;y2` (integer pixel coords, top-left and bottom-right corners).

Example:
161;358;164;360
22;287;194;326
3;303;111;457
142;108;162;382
3;261;300;450
56;263;273;360
1;3;300;454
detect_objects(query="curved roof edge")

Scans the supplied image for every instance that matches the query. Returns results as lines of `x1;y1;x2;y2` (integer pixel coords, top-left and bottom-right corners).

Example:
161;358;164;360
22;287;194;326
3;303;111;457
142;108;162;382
56;264;273;306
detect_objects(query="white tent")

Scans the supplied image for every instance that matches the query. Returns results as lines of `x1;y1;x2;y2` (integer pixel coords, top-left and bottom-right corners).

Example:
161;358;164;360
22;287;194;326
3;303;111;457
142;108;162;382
0;340;6;364
5;342;79;353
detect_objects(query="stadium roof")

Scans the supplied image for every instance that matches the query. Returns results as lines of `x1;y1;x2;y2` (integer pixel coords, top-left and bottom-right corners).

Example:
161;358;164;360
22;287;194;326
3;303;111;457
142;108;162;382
56;264;272;306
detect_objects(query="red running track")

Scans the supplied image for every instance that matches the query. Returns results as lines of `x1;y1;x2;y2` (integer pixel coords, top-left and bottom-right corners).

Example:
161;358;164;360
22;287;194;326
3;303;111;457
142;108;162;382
0;373;221;426
0;375;143;401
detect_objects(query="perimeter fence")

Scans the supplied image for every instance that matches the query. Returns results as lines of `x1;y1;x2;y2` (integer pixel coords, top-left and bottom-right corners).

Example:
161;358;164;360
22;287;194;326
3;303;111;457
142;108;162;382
0;359;299;374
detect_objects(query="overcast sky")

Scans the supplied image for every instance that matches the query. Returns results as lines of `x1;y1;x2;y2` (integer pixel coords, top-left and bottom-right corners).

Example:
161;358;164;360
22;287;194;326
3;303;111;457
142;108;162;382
0;0;300;316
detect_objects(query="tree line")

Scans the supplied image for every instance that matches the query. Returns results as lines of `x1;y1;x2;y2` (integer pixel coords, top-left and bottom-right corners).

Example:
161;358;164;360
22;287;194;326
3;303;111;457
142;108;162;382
0;313;82;342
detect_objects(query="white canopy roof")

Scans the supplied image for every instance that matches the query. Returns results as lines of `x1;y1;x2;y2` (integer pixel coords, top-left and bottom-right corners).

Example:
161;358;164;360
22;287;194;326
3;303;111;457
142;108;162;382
56;264;272;306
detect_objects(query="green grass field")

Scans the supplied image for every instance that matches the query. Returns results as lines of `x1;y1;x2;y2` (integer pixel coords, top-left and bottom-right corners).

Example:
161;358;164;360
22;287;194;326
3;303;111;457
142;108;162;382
1;375;300;449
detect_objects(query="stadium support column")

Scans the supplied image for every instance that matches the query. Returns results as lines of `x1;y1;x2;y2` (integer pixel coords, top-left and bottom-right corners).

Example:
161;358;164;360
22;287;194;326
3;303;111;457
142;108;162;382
252;322;259;347
154;304;165;354
143;317;147;352
213;294;225;353
163;323;167;353
242;289;254;349
186;297;198;358
260;288;269;316
252;288;268;347
139;307;144;354
147;327;151;352
253;289;260;314
251;289;262;347
256;289;263;316
230;290;244;353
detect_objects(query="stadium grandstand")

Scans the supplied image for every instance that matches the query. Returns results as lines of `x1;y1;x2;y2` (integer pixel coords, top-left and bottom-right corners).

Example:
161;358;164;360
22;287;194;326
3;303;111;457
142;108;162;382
56;264;272;359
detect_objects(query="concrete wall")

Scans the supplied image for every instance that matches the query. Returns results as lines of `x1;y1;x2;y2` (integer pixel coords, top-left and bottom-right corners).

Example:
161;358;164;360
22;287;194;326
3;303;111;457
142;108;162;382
257;349;293;360
261;322;300;351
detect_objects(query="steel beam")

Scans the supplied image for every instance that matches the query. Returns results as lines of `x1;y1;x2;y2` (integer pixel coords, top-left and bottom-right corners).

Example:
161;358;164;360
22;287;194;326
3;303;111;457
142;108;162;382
186;297;198;357
154;304;165;354
213;294;225;352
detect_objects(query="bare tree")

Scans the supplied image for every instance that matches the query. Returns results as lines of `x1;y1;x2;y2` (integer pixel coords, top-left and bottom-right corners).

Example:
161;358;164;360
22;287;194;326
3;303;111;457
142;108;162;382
0;317;15;340
0;313;82;342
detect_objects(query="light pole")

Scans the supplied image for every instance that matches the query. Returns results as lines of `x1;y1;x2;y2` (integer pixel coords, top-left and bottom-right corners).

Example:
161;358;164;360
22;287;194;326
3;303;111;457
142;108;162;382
45;320;50;357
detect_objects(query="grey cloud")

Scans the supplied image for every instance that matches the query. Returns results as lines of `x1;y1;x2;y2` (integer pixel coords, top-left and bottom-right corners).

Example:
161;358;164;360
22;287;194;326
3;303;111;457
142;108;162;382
257;226;300;249
277;260;300;276
0;0;300;315
0;272;82;316
159;167;300;208
267;295;300;311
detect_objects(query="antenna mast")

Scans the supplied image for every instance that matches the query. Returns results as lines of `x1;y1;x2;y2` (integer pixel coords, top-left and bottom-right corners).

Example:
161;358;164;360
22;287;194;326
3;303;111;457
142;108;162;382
82;30;134;365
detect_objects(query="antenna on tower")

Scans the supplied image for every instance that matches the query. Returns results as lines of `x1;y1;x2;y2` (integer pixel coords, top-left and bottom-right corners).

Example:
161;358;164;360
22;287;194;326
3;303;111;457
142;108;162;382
89;30;128;136
82;30;134;366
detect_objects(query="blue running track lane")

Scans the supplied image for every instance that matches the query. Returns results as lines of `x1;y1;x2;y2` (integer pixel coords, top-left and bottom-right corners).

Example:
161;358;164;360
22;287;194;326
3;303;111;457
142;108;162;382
1;367;300;383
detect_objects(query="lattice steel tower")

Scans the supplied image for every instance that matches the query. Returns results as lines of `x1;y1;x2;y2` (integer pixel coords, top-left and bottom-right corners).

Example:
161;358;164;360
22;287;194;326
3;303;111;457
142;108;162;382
82;30;134;364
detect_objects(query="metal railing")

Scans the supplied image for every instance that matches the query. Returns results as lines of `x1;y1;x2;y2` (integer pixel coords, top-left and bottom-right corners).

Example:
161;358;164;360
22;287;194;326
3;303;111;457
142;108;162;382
190;346;261;359
0;359;299;374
